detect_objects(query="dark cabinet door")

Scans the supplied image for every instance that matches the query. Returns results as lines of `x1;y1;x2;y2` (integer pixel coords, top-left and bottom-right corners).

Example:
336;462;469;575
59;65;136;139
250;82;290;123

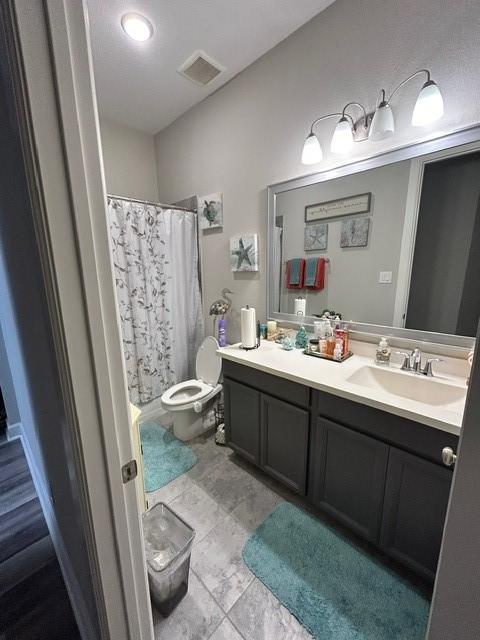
311;418;389;542
260;394;309;494
380;447;452;581
223;378;260;464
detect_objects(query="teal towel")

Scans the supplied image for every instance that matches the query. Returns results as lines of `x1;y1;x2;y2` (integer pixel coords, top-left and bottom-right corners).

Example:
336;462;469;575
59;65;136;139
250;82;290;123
243;502;430;640
288;258;302;285
305;257;319;286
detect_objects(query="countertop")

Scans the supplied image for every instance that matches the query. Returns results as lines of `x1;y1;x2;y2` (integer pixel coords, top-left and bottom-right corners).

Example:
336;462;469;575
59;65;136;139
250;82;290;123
217;340;467;436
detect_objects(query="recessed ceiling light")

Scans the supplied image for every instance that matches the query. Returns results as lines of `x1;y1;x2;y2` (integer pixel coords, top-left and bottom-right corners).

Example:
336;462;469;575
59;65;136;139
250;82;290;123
121;13;153;42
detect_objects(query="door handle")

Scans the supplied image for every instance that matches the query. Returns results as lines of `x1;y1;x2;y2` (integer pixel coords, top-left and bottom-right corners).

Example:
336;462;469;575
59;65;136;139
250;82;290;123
442;447;457;467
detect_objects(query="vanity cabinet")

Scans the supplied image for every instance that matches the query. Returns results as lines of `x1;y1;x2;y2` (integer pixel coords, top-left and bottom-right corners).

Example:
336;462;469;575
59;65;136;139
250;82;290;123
311;418;388;542
222;359;457;582
380;447;452;581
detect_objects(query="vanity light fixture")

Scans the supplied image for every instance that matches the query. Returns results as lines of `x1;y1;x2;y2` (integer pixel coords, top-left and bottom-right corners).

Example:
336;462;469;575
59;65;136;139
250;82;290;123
370;69;444;140
302;69;444;163
302;103;369;163
121;13;154;42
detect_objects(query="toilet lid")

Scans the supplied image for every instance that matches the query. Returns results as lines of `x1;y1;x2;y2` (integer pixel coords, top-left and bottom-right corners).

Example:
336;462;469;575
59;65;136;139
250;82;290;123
196;336;221;386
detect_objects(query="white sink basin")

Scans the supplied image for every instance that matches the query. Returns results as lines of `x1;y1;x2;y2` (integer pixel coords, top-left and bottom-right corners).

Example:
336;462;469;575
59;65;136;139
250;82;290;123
346;365;466;408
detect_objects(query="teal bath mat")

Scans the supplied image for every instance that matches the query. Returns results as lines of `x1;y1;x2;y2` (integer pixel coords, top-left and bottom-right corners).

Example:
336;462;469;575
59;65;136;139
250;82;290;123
243;502;430;640
140;422;197;492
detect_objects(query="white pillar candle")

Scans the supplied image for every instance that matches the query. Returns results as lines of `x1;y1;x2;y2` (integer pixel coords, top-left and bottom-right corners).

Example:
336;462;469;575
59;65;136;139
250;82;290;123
267;320;277;339
294;297;306;316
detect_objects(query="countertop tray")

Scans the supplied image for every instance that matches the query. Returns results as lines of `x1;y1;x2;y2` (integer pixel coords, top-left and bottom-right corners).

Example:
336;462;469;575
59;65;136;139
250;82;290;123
303;349;353;363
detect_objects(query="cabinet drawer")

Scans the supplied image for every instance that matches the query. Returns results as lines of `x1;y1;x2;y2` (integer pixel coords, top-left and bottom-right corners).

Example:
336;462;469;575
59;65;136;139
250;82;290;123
223;360;310;408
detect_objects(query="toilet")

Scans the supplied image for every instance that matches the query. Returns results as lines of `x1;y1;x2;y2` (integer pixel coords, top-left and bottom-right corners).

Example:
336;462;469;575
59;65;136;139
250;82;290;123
161;336;222;441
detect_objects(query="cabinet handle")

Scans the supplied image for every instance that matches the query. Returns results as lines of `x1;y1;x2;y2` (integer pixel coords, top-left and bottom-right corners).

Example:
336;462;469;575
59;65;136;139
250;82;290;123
442;447;457;467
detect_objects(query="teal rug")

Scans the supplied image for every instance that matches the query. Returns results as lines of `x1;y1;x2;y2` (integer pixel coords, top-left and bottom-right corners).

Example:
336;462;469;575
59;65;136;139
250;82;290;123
243;503;430;639
140;422;197;492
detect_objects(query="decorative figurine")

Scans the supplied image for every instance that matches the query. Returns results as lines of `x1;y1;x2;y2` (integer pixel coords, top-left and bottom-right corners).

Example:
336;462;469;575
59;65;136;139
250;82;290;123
295;326;308;349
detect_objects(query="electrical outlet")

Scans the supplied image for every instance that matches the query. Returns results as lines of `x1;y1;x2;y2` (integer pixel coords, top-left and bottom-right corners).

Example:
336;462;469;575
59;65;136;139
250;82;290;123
379;271;392;284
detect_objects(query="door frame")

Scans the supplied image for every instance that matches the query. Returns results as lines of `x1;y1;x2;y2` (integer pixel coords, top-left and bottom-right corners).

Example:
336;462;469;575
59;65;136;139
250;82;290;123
10;1;153;638
393;140;480;327
427;326;480;638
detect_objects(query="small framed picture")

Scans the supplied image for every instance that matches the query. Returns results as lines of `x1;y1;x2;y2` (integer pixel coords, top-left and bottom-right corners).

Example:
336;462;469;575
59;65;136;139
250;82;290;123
198;192;223;229
230;234;259;272
304;223;328;251
340;217;370;248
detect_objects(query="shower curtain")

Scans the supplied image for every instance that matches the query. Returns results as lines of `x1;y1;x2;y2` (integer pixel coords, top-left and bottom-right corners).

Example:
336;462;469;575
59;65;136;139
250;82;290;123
108;198;204;405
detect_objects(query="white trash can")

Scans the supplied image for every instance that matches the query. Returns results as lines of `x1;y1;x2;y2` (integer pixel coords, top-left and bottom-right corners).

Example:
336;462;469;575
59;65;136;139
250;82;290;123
143;503;196;616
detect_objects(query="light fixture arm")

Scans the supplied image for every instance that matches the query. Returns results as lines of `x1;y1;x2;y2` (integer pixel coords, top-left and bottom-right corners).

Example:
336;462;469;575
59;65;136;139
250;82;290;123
341;102;368;130
387;69;431;103
309;112;354;135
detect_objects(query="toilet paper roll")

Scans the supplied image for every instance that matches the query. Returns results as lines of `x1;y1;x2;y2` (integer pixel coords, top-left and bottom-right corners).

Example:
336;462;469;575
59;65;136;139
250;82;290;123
241;306;257;348
294;298;306;316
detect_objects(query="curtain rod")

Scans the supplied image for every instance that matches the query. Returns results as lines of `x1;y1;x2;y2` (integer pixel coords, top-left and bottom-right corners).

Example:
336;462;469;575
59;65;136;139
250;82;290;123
107;193;196;213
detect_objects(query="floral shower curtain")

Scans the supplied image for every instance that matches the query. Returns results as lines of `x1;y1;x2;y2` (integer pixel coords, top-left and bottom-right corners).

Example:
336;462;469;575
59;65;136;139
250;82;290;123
108;198;204;405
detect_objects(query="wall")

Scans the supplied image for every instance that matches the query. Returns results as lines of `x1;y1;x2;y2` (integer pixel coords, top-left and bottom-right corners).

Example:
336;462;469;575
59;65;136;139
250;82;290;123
155;0;480;342
100;118;159;201
277;161;411;325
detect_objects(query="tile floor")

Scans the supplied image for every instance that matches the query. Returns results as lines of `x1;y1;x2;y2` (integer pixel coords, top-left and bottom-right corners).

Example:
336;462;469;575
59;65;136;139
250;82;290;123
147;423;314;640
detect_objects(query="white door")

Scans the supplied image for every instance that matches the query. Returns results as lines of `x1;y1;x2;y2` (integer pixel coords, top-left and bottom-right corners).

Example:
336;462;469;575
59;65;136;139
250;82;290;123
11;1;153;638
427;326;480;639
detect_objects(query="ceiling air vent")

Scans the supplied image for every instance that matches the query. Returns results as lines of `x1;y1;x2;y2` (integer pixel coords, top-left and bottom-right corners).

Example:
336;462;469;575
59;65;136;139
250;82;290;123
178;50;225;86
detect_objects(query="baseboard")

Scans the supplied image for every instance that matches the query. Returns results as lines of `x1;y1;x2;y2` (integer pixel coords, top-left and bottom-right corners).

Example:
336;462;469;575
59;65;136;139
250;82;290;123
6;421;22;440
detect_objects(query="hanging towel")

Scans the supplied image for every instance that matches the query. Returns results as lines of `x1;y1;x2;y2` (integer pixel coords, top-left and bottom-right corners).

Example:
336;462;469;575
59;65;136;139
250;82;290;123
285;258;305;289
305;257;326;290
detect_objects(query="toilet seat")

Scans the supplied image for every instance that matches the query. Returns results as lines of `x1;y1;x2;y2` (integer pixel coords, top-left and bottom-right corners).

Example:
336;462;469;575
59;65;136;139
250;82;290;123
161;336;222;412
162;379;216;408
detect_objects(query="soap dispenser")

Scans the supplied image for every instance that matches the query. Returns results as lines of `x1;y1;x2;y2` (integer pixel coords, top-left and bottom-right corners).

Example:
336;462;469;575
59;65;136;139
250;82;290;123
375;337;391;366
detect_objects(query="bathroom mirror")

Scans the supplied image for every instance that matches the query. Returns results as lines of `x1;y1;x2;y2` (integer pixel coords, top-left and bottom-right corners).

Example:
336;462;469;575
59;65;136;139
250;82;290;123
268;127;480;347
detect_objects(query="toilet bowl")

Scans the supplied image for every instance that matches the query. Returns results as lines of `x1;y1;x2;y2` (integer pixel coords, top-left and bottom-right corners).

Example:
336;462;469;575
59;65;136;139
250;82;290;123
161;336;222;441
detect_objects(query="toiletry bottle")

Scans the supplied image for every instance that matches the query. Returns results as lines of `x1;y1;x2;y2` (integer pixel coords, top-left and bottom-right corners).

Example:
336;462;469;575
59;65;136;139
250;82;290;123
333;339;343;361
334;325;345;355
341;322;350;354
324;322;335;356
319;322;328;355
375;337;391;366
218;318;227;347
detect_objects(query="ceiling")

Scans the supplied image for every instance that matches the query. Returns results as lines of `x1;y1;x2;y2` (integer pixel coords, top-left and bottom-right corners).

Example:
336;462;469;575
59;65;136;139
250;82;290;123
87;0;335;134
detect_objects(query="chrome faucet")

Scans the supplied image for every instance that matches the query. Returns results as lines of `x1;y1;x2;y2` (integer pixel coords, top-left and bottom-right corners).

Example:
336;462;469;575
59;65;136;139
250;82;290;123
395;349;443;376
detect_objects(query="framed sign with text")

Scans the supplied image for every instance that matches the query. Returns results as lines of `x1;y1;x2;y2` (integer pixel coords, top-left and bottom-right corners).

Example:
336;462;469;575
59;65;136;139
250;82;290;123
305;192;372;222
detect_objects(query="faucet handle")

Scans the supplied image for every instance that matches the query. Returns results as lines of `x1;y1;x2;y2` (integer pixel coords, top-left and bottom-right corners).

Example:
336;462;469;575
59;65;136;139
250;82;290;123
395;351;412;371
422;358;443;377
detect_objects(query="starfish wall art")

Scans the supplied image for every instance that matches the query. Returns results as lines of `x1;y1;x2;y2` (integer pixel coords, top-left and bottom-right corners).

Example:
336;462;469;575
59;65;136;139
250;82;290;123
230;233;259;272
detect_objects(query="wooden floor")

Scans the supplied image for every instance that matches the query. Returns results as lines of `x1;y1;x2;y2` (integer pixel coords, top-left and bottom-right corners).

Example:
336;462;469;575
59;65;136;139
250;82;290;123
0;439;80;640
